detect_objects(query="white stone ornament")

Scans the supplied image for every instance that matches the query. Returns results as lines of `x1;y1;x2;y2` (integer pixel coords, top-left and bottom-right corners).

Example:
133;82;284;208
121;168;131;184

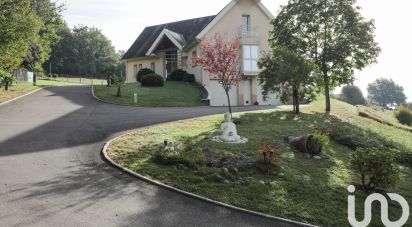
211;113;248;144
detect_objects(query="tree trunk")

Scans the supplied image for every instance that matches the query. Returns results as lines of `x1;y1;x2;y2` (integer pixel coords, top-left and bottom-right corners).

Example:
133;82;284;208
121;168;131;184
294;88;300;114
5;80;9;91
225;89;232;116
116;85;122;97
323;70;331;113
33;73;37;86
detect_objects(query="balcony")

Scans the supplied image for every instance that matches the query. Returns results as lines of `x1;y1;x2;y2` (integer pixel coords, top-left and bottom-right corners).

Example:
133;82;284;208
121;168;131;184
239;26;258;37
238;26;260;45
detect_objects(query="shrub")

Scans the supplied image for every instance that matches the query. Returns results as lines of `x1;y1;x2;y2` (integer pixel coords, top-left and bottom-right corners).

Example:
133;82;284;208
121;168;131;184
169;69;187;81
141;73;164;87
136;68;154;82
395;105;412;126
312;132;330;146
183;73;195;83
340;85;366;105
152;149;203;169
351;148;402;192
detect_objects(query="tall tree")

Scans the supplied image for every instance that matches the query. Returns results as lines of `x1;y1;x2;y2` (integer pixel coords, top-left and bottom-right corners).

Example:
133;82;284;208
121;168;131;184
271;0;381;112
367;78;406;108
258;47;315;114
22;0;65;72
192;33;242;115
45;25;120;78
0;0;42;71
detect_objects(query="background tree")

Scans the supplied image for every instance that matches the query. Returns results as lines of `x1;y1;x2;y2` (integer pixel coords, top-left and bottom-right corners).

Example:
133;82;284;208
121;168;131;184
44;25;120;78
367;78;406;108
258;47;315;114
22;0;65;74
271;0;381;112
193;33;241;115
0;0;42;71
340;85;366;105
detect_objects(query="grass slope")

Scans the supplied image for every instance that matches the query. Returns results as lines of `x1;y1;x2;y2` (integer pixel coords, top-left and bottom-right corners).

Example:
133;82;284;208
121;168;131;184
93;82;205;107
108;98;412;226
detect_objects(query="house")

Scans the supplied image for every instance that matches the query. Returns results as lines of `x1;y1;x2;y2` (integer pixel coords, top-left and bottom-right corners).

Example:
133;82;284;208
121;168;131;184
123;0;281;106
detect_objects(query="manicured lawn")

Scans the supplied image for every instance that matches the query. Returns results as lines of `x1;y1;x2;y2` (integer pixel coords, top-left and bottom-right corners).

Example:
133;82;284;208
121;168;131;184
0;79;81;104
53;77;107;85
107;98;412;226
93;82;206;107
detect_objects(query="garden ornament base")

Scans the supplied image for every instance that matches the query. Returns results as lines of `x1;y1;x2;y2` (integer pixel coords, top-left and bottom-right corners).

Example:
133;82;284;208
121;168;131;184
212;113;248;144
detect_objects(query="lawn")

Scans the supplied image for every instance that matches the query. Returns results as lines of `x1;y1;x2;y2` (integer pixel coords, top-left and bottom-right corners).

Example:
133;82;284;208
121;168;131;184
107;98;412;226
0;79;81;104
93;82;206;107
53;76;107;85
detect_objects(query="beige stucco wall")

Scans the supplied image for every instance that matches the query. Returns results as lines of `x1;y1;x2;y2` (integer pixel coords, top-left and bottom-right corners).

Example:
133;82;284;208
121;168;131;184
125;57;164;83
200;0;274;106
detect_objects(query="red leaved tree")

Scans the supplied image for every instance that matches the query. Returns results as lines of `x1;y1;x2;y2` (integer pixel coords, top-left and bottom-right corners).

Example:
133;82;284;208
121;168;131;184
192;33;242;115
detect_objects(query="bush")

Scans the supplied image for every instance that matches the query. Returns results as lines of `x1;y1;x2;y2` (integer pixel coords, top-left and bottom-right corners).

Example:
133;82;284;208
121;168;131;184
313;132;330;146
183;73;195;83
136;68;154;82
340;85;366;105
141;73;164;87
395;106;412;126
152;149;203;169
169;69;187;81
351;148;402;192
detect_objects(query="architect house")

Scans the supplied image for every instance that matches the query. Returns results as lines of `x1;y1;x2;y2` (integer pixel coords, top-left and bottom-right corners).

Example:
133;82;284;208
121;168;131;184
123;0;281;106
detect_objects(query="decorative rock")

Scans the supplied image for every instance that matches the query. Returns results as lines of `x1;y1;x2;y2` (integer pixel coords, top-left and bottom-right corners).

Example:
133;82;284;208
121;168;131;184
313;156;322;160
223;180;230;184
278;172;285;177
222;168;230;176
259;180;265;185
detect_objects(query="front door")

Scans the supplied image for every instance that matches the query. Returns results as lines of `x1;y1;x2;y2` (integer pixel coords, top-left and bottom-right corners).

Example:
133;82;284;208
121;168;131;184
243;79;252;105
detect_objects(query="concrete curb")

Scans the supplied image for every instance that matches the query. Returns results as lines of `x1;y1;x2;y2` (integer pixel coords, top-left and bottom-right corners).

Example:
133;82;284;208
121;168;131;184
0;87;44;107
102;131;316;227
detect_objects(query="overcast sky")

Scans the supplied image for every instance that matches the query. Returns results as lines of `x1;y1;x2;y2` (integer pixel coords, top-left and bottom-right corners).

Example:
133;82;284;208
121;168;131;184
62;0;412;101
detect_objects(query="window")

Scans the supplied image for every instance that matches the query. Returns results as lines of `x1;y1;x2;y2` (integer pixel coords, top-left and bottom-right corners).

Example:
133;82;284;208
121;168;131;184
134;64;138;76
241;15;250;35
139;64;142;70
182;57;188;69
151;62;155;71
243;45;259;72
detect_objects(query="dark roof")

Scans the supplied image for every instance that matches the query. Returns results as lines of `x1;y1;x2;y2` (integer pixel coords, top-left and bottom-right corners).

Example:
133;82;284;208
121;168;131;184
123;15;216;59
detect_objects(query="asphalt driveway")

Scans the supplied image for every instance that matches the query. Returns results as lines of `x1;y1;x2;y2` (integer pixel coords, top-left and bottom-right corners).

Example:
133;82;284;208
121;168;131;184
0;86;301;227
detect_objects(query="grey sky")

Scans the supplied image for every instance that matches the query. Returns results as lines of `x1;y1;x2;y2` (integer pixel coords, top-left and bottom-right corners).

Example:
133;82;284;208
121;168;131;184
62;0;412;101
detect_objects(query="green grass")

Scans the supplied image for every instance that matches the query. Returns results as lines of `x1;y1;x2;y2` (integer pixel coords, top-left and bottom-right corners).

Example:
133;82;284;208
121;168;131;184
0;79;82;103
53;77;107;85
93;82;206;107
108;98;412;226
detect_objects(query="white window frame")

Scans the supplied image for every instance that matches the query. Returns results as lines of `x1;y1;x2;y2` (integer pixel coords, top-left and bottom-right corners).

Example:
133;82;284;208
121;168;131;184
151;62;155;71
243;45;259;72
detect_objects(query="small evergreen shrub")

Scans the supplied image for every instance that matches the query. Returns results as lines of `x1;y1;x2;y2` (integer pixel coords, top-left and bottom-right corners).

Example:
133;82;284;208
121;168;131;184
136;68;154;82
141;73;164;87
351;148;402;192
340;85;366;105
169;69;187;81
152;149;203;169
183;73;195;83
395;105;412;126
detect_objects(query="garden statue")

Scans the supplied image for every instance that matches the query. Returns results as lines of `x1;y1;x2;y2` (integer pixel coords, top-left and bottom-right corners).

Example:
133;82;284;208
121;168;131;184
212;113;248;144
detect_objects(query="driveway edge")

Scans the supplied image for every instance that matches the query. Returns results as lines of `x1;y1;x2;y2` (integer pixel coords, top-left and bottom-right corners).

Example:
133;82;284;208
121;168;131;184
0;88;44;107
102;132;316;227
91;85;131;107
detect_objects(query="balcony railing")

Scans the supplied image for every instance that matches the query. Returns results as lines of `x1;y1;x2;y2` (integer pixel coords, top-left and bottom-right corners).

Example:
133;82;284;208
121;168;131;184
239;26;259;38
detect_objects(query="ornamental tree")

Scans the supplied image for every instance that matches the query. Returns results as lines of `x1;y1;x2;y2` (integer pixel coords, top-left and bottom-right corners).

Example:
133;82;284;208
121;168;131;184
271;0;381;113
192;33;242;115
258;47;316;114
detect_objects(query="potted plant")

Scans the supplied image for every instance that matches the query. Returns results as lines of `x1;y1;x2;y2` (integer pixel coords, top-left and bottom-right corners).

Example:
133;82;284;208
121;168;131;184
311;132;330;155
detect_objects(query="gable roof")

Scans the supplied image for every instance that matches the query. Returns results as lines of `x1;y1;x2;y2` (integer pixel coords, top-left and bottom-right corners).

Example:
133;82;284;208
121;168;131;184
123;15;216;59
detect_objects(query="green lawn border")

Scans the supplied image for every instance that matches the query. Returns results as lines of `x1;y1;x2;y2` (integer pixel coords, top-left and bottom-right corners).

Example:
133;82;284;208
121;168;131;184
91;85;129;107
0;87;45;106
101;126;316;227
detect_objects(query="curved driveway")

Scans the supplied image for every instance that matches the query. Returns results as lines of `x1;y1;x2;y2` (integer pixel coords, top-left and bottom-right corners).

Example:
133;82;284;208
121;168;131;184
0;86;300;227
